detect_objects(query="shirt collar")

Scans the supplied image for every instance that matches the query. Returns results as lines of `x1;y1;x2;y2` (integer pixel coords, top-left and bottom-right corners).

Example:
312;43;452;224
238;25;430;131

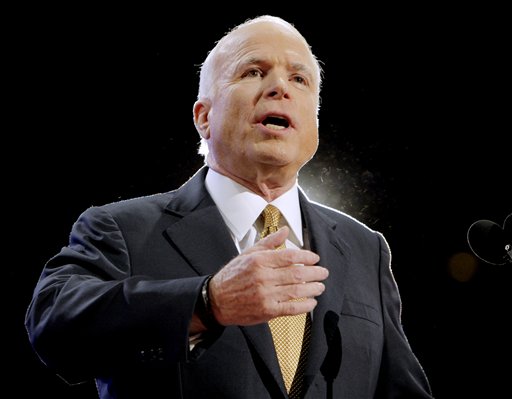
205;168;303;247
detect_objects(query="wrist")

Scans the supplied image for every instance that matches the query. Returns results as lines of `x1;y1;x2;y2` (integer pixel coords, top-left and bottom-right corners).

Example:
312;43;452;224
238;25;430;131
197;275;219;329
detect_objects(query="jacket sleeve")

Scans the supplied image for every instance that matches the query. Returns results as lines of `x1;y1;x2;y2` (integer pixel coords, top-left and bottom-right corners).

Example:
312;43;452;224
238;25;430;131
24;206;206;384
374;232;434;398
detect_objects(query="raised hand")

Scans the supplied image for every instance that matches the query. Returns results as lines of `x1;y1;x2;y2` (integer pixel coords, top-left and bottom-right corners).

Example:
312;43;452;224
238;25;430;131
208;226;329;326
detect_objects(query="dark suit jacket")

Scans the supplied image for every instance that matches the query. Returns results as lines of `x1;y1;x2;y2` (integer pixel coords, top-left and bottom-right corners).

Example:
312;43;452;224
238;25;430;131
26;167;432;398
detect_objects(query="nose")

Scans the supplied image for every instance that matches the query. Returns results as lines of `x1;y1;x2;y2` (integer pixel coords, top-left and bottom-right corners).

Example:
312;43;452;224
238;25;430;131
263;72;290;100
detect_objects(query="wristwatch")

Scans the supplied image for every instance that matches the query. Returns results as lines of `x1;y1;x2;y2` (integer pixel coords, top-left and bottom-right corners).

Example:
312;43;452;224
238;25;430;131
197;275;219;329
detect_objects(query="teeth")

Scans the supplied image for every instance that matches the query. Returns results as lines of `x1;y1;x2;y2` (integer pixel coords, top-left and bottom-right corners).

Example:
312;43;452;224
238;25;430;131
266;123;285;130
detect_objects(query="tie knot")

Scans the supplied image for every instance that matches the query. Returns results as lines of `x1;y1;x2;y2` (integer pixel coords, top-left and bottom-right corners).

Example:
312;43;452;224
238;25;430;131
261;204;282;238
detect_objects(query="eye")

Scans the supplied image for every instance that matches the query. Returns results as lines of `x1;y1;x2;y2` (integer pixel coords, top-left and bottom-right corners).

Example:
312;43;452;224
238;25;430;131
291;75;307;85
242;69;263;79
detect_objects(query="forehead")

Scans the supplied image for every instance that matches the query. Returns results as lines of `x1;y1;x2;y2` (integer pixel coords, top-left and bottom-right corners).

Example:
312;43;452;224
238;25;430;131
218;22;316;73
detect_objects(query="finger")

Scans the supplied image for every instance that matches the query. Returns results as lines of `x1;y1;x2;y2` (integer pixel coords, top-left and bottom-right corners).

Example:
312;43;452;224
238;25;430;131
276;297;319;316
259;248;321;269
244;226;321;266
274;265;329;285
250;226;289;251
275;281;326;302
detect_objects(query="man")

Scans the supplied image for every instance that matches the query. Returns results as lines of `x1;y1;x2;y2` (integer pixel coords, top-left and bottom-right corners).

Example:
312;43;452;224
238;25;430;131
25;15;433;398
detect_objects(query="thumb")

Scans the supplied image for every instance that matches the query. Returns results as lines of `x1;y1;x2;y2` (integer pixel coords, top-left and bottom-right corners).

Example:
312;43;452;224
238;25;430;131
256;226;289;250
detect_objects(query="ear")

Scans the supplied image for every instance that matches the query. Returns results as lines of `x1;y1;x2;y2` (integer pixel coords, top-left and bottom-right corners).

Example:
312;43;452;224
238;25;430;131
193;99;211;139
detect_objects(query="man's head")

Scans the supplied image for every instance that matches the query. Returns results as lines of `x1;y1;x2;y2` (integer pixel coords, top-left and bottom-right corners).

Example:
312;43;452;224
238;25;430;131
193;15;323;194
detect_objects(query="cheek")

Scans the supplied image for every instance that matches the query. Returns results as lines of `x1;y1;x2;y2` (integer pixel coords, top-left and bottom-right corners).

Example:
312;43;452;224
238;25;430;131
209;107;248;153
298;112;319;156
218;92;252;126
228;93;254;119
297;95;318;119
303;128;319;156
299;105;319;138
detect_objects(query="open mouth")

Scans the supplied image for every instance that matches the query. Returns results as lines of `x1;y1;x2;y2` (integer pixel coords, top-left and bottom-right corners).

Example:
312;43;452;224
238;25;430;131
262;116;290;130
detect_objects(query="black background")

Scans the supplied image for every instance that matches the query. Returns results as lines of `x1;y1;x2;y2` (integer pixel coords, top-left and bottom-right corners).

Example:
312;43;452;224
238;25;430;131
9;5;510;398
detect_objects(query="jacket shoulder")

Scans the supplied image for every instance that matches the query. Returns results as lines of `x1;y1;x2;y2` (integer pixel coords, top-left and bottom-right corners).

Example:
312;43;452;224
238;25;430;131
309;200;377;235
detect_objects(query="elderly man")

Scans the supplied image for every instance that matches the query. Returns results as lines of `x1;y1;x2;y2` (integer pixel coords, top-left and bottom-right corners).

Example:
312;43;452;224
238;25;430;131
26;15;433;398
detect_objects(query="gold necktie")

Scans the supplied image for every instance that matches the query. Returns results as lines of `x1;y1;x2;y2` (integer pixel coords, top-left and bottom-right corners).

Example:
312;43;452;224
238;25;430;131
260;204;311;398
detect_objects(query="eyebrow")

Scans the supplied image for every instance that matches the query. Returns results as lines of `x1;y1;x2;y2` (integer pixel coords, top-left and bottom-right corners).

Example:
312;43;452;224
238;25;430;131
238;57;266;69
289;62;312;77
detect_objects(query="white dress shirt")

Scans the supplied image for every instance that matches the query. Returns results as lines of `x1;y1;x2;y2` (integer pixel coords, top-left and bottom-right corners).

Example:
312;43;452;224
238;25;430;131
205;168;304;252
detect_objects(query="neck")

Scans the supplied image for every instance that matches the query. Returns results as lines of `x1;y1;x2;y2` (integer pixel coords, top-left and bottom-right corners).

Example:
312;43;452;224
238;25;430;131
208;163;297;202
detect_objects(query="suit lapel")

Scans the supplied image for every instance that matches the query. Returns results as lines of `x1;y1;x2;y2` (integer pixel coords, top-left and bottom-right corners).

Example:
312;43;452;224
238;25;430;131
163;167;238;276
299;193;350;393
163;168;286;396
